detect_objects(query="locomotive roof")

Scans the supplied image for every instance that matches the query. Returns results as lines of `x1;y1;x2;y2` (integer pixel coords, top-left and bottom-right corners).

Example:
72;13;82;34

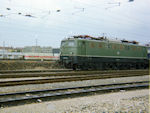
62;37;146;47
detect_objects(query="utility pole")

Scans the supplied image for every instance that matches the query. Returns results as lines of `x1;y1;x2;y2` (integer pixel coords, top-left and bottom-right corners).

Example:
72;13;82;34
3;41;5;59
35;39;38;53
36;39;38;47
102;33;106;38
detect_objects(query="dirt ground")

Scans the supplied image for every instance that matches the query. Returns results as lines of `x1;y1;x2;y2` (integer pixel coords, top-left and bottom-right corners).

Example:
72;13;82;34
0;60;60;70
0;89;149;113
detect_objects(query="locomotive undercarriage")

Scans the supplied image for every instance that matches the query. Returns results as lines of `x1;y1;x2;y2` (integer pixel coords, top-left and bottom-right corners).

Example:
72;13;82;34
60;56;149;70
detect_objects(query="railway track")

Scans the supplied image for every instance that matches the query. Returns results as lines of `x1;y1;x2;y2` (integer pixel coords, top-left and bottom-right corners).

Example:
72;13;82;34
0;71;148;87
0;81;148;108
0;69;148;78
0;69;72;74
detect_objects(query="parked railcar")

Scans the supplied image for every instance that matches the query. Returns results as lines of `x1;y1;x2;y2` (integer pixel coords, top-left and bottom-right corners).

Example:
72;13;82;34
0;51;24;60
60;35;149;70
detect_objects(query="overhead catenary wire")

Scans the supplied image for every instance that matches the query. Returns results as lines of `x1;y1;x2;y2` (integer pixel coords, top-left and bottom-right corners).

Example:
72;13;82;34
72;0;148;25
0;16;149;45
0;10;149;40
0;5;148;31
0;0;149;46
0;15;149;40
0;0;148;26
0;8;149;38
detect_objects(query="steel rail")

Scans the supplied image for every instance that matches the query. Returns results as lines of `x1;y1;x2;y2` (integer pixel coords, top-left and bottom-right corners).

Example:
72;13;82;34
0;69;72;74
0;81;148;96
0;69;146;74
0;81;148;107
0;70;148;78
0;73;148;87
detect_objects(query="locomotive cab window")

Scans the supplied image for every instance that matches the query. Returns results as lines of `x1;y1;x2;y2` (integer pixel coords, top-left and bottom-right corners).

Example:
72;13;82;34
68;41;75;46
61;41;75;47
61;41;66;46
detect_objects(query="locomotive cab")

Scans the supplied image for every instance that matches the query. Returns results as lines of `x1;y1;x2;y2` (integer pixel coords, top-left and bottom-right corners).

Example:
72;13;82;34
147;47;150;59
60;39;78;69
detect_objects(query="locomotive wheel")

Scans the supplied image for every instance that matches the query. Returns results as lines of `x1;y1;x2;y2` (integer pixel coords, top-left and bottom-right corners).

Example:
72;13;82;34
73;64;77;70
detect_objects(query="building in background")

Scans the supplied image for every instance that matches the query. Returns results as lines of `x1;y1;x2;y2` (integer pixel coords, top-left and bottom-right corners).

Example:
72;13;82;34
0;46;60;60
22;46;52;53
0;46;23;52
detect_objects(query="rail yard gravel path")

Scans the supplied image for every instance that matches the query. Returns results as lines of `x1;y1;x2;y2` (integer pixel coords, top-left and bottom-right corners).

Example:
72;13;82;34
0;75;149;94
0;76;75;82
0;89;149;113
0;77;51;82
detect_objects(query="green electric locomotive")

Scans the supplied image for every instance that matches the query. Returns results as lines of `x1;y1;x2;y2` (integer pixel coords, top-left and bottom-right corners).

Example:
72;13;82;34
60;35;148;70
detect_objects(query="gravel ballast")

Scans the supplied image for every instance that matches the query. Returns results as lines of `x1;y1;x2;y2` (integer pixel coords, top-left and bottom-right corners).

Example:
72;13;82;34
0;75;148;94
0;89;149;113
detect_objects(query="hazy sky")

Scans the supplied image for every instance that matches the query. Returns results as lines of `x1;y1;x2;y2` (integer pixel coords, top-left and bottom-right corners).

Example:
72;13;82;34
0;0;150;48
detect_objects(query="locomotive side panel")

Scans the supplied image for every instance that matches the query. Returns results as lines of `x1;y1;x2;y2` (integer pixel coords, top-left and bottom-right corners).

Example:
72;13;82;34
60;38;148;70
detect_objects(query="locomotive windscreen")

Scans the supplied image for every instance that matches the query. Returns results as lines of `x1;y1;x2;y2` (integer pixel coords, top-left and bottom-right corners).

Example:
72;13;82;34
61;40;75;47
